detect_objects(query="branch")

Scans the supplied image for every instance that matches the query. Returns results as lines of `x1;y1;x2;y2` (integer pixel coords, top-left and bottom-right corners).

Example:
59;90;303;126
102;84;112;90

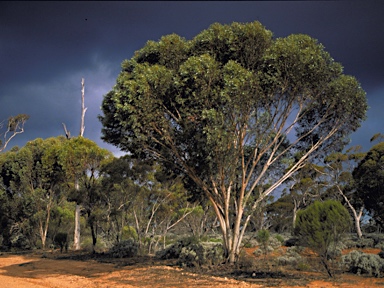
0;114;29;152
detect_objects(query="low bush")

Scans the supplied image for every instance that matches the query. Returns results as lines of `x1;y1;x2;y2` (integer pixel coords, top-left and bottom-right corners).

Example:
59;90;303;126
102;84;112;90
253;245;274;257
178;242;224;267
342;250;384;277
285;237;300;247
277;246;302;266
156;236;224;267
54;232;68;253
355;237;375;249
155;236;199;260
109;239;139;258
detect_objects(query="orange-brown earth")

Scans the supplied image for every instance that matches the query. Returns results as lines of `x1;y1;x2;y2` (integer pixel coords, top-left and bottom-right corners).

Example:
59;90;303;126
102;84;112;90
0;248;383;288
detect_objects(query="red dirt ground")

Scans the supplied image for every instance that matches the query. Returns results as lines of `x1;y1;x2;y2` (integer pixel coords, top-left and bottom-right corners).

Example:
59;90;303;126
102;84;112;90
0;248;383;287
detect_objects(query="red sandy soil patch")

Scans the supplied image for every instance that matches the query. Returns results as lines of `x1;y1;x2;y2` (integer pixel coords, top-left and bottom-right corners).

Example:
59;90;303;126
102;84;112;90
0;249;383;287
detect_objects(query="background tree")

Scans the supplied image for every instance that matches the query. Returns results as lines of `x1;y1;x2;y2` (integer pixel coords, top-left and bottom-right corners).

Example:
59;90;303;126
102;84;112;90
353;142;384;228
285;163;324;229
58;136;113;251
99;21;367;263
0;136;67;249
0;114;29;152
0;148;35;249
295;200;351;277
319;146;366;238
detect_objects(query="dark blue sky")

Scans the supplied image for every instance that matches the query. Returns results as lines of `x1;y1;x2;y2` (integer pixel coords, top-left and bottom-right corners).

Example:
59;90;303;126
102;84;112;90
1;1;383;155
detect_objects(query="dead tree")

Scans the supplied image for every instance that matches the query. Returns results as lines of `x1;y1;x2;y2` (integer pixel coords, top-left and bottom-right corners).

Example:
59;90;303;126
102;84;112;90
61;78;87;250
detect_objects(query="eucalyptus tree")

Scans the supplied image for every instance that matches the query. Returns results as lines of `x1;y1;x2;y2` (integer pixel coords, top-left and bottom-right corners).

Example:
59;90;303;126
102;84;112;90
0;136;67;249
0;147;34;248
285;163;325;229
58;136;113;251
318;147;366;238
100;22;367;263
353;142;384;228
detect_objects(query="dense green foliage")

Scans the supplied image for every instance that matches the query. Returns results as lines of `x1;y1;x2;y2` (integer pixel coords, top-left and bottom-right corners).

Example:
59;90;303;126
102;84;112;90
353;142;384;227
295;200;351;277
99;21;367;262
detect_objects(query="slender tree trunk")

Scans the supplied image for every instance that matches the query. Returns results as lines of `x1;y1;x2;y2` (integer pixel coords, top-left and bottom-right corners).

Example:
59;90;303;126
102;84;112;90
337;186;363;239
292;205;298;229
90;219;97;254
353;207;364;239
73;78;87;250
73;204;81;250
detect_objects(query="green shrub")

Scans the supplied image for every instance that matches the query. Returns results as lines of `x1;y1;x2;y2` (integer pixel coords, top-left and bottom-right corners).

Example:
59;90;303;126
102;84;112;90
274;234;285;245
156;236;224;267
253;245;274;257
178;242;224;267
270;235;282;249
342;250;384;277
355;237;375;249
367;233;384;247
277;246;302;266
256;229;270;257
294;200;351;277
109;239;139;258
54;232;68;253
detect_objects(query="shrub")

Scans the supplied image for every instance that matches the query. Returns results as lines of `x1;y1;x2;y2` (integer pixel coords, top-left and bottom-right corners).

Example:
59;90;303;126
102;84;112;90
270;235;283;249
294;200;351;277
54;232;68;253
285;237;300;247
367;233;384;247
355;237;375;249
109;239;139;258
256;229;270;257
177;242;224;267
155;236;199;260
253;245;274;257
156;236;224;267
342;250;384;277
274;234;285;245
277;246;302;266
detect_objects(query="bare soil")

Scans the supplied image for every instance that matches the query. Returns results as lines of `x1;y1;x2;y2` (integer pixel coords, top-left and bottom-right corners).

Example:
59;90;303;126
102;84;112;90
0;248;383;288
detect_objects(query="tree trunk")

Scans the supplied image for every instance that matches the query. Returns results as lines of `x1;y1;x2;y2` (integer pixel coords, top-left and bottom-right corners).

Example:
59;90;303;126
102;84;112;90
354;207;364;239
292;204;298;229
73;204;81;250
90;219;97;254
338;186;363;239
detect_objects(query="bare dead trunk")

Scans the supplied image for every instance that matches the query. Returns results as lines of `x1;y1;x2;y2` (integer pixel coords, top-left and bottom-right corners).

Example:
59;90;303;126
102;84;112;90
80;78;87;137
73;79;87;250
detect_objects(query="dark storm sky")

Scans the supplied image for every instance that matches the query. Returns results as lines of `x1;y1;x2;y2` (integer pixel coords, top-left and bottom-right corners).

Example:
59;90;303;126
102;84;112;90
1;1;383;155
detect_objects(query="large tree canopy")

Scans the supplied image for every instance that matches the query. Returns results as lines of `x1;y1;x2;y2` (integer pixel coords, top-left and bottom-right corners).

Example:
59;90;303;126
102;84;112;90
99;21;367;262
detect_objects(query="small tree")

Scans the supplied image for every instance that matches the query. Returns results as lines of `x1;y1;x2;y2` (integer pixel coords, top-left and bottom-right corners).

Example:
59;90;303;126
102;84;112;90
256;229;270;260
294;200;351;277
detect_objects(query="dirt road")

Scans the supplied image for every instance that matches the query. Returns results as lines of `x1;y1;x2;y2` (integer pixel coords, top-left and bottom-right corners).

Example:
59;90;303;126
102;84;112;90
0;252;383;287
